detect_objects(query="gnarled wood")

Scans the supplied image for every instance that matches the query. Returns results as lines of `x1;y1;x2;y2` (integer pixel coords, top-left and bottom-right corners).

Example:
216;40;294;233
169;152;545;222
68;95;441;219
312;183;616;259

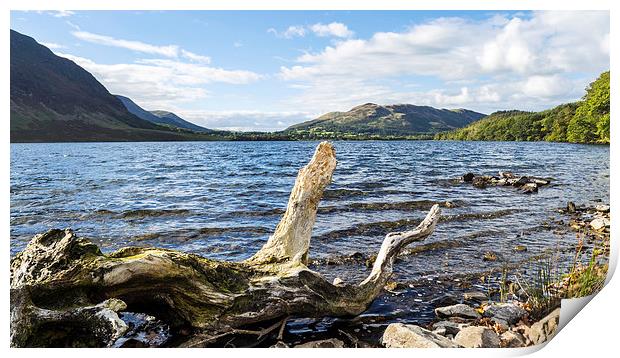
9;141;441;347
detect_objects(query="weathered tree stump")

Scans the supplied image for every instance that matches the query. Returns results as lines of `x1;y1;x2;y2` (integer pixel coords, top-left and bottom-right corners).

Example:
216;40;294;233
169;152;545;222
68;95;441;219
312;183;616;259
10;142;441;347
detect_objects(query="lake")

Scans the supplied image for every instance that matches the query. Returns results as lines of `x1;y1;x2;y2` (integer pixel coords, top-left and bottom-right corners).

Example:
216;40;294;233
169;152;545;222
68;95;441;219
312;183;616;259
10;140;609;344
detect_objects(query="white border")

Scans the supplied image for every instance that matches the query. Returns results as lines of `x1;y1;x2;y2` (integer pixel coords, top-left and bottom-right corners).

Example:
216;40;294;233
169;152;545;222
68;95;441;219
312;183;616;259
2;1;617;357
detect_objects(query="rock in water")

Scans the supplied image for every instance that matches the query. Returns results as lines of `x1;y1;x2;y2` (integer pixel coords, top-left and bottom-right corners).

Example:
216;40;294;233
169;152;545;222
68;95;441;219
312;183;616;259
454;326;500;348
435;304;481;320
472;176;487;188
524;308;560;345
483;251;498;261
462;173;475;182
294;339;345;348
521;183;538;194
567;201;577;213
382;323;460;348
463;291;488;303
483;303;527;326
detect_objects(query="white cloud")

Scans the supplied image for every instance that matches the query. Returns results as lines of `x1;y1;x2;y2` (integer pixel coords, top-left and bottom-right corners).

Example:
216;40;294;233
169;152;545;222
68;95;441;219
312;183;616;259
310;22;354;38
36;10;75;18
268;26;306;39
72;31;180;57
55;52;262;110
41;42;66;49
278;11;609;113
180;49;211;64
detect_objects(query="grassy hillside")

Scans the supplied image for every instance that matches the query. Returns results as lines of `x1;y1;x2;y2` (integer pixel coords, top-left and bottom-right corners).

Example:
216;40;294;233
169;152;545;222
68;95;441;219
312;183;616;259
435;71;610;144
286;103;485;137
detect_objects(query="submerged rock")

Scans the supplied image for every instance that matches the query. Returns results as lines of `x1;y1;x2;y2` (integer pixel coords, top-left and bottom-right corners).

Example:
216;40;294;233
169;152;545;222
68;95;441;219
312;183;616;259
435;304;481;320
454;326;500;348
513;245;528;252
521;183;538;194
483;251;498;261
567;201;577;213
382;323;460;348
295;338;345;348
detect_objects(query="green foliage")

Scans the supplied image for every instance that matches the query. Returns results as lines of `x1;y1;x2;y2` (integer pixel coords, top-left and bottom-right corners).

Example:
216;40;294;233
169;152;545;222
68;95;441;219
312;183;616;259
436;71;610;144
568;71;610;143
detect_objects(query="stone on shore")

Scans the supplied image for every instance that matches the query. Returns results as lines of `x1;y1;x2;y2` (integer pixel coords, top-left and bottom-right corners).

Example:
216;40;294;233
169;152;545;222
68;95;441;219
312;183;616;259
435;304;481;320
463;291;488;303
431;321;468;336
500;330;526;348
523;308;560;345
590;217;610;230
595;204;610;213
382;323;460;348
483;303;528;326
454;326;500;348
294;338;345;348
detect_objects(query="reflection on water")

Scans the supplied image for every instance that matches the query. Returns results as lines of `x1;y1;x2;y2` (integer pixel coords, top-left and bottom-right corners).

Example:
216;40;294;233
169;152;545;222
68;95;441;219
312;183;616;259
10;140;609;340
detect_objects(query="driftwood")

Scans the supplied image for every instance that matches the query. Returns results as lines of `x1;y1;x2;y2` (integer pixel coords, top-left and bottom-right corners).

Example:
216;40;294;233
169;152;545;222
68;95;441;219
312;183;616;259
10;142;441;347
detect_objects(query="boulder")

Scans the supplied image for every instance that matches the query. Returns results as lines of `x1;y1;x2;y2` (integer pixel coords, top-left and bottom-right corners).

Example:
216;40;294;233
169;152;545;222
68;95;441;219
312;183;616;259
462;173;475;182
500;330;526;348
595;204;610;213
521;183;538;194
435;304;481;320
472;176;487;188
590;217;610;230
382;323;460;348
431;321;468;336
463;291;488;303
524;308;560;345
295;338;345;348
483;303;527;326
454;326;500;348
514;177;530;186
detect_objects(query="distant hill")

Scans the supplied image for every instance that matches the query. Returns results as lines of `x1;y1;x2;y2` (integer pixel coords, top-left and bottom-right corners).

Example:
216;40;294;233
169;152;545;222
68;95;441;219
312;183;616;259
286;103;485;136
116;95;212;133
435;71;610;144
149;110;212;133
10;29;213;142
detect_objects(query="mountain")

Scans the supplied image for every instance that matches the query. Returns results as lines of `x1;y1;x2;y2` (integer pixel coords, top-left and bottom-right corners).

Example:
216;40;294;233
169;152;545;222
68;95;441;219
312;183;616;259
286;103;485;136
10;29;211;142
116;95;212;133
435;71;610;144
149;110;212;133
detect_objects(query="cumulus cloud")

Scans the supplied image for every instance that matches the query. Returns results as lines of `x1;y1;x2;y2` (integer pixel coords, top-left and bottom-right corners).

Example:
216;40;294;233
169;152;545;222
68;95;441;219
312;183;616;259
310;22;354;38
55;52;262;110
278;11;609;113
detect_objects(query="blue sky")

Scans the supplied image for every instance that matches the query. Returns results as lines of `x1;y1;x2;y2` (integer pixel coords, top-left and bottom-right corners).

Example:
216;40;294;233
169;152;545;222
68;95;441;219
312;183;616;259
11;10;609;131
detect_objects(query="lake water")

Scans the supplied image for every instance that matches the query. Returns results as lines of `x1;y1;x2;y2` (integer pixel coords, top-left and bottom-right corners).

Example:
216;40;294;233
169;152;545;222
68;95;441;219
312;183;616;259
10;140;610;344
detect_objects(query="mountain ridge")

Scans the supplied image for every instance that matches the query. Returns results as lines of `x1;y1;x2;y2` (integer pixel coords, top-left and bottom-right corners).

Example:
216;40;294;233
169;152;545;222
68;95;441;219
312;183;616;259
286;103;485;136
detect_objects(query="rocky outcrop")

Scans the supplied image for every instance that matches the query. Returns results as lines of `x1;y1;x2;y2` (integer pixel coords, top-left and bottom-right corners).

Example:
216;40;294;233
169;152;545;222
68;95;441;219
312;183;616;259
522;308;560;345
460;171;551;194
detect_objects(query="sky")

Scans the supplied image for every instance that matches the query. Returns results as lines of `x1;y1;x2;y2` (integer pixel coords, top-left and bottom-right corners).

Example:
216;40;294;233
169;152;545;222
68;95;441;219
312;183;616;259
10;10;610;131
